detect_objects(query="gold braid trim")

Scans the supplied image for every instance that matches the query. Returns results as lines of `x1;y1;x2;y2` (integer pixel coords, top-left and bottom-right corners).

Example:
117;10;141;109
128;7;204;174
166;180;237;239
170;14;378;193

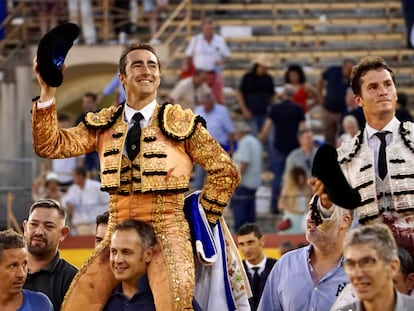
61;196;118;309
158;103;206;141
83;104;123;130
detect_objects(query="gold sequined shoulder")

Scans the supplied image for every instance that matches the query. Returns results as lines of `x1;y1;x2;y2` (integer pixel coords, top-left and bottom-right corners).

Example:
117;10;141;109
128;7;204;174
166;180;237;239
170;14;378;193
83;105;124;130
158;103;206;141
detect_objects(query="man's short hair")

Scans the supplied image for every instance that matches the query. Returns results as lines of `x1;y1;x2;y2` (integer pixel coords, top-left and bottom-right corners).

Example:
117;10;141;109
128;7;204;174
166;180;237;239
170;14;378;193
118;42;161;75
29;198;66;222
398;246;414;277
72;166;87;178
344;223;398;262
96;211;109;227
83;91;97;102
114;219;156;249
0;229;25;262
237;223;263;239
350;56;395;97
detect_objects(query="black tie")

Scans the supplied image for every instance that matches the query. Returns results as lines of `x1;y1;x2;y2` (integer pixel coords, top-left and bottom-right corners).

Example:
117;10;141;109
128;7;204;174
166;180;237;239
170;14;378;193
126;112;144;161
252;267;261;310
375;132;388;180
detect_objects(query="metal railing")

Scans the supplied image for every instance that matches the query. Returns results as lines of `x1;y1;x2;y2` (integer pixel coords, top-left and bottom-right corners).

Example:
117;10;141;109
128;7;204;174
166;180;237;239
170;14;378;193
0;0;193;70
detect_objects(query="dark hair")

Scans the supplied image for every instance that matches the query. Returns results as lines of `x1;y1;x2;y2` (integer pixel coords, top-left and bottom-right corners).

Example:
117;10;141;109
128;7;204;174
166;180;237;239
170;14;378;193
29;198;66;221
118;43;161;75
398;92;409;108
290;166;307;184
96;211;109;227
114;219;156;249
237;223;263;239
350;56;395;97
57;113;70;122
72;166;87;178
284;64;306;84
398;246;414;277
0;229;25;262
83;91;97;102
297;127;312;138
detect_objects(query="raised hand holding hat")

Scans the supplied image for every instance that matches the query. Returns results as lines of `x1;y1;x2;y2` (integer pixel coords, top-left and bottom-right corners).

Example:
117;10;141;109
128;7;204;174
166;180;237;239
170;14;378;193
36;23;80;87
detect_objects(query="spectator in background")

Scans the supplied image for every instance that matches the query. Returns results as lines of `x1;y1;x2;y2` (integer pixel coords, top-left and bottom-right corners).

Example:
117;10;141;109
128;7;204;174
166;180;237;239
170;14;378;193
284;63;320;113
98;73;126;106
278;166;312;235
258;204;353;311
337;114;360;147
23;199;78;311
156;0;169;20
168;69;211;111
103;219;156;310
95;211;109;247
284;128;317;180
45;114;84;189
74;92;100;180
67;0;96;45
237;223;277;311
192;92;236;189
113;0;159;44
62;167;109;235
344;87;365;130
317;58;356;146
237;54;275;135
41;172;65;204
184;17;230;104
395;246;414;295
74;92;99;124
230;122;262;232
36;0;63;36
278;240;295;256
396;91;413;122
0;229;53;310
259;84;306;214
401;0;414;49
338;224;414;311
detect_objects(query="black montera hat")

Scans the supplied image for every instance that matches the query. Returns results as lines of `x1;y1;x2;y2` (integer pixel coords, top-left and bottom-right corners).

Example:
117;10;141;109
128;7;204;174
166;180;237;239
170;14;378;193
36;23;80;87
312;144;361;210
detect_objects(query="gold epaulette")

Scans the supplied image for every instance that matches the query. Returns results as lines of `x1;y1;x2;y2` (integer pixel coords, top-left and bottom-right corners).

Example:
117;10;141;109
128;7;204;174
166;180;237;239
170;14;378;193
158;103;206;141
83;105;124;130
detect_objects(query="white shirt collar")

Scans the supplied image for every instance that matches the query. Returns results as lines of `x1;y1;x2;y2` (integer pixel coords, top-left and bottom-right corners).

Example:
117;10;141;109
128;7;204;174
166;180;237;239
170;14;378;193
366;116;399;140
245;256;267;275
124;100;157;125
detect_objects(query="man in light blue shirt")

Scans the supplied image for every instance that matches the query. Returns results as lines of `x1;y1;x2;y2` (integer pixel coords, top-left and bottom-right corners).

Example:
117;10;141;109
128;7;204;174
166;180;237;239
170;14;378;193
0;229;53;311
258;201;352;311
192;92;235;189
99;74;126;106
231;121;262;231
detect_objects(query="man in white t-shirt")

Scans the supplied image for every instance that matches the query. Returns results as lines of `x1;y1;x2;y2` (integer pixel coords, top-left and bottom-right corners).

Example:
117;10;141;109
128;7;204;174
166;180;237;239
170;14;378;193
183;18;230;104
62;167;109;235
168;69;211;111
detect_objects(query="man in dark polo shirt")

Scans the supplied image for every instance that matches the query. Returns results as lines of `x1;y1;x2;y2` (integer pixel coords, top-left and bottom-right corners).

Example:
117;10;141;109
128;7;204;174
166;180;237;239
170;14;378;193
103;219;156;311
23;198;78;311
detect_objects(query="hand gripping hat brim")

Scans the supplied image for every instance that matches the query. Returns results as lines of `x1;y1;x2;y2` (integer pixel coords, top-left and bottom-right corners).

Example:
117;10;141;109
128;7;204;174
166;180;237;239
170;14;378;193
36;23;80;87
311;143;361;209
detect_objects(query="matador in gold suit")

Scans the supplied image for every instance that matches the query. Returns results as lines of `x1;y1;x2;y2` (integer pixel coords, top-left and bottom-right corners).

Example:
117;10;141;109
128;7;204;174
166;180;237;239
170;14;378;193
32;43;243;311
32;97;240;310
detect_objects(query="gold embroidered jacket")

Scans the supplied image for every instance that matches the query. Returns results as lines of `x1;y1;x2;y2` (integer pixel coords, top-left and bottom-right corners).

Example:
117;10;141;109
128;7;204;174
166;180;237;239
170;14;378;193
32;101;240;223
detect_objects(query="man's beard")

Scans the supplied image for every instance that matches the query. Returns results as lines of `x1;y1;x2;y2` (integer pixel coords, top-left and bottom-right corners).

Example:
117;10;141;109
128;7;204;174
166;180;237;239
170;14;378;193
27;238;51;258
